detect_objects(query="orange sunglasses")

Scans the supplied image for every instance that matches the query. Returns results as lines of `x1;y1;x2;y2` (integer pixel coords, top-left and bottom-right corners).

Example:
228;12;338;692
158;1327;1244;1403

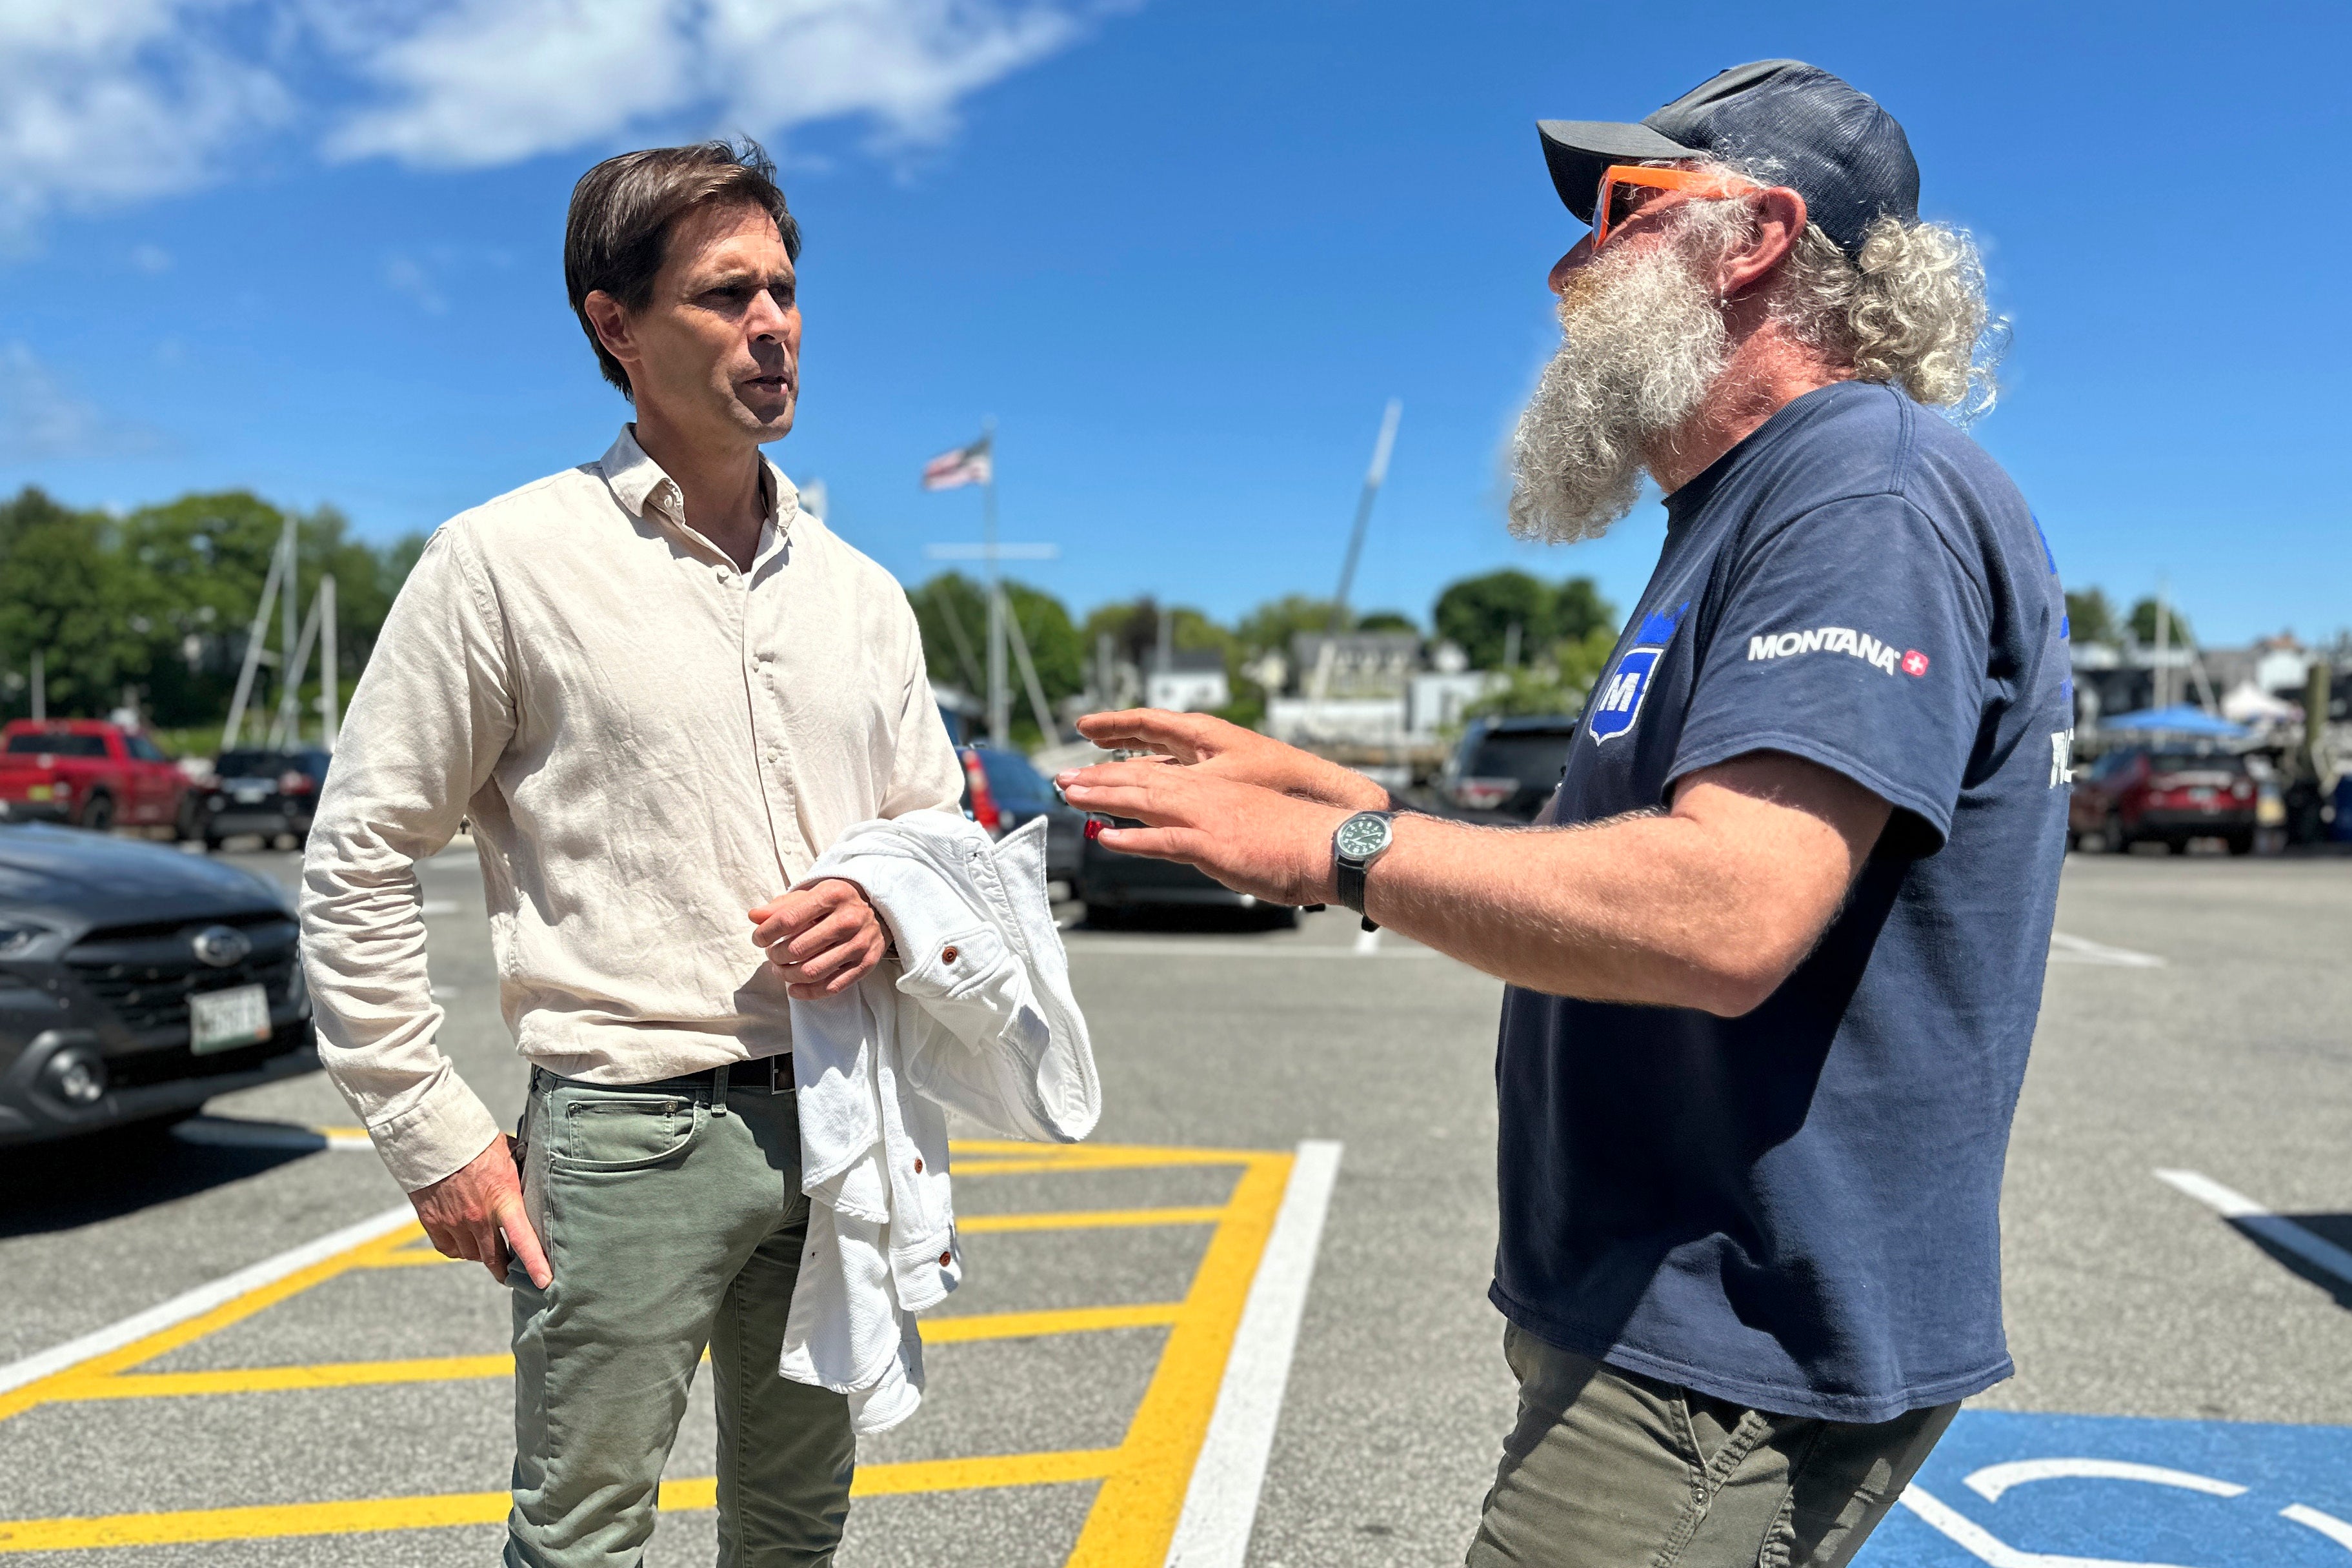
1591;165;1764;250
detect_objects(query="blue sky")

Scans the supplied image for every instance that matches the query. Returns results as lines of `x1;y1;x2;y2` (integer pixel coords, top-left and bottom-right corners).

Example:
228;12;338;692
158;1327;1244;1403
3;0;2346;647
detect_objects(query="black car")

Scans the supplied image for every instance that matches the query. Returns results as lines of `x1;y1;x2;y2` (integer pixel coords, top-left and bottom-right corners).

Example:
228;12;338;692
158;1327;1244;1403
959;746;1085;885
1433;716;1580;823
0;825;318;1147
197;748;330;850
1076;817;1300;927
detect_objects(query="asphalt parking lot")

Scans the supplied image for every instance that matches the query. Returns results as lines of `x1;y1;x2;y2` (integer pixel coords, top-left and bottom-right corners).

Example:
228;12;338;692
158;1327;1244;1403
3;841;2349;1565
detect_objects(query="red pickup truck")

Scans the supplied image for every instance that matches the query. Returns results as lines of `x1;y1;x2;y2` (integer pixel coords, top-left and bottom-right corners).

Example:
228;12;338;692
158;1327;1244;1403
0;720;194;835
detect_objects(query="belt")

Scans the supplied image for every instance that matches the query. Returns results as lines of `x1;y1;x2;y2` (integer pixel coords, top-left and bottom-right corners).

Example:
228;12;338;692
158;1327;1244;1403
632;1054;794;1096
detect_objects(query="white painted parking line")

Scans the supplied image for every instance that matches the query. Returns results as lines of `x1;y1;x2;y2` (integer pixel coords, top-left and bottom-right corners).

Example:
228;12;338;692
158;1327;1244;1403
1165;1139;1342;1568
2156;1169;2352;1288
1964;1457;2245;1503
1064;939;1443;961
2048;931;2166;967
0;1204;416;1397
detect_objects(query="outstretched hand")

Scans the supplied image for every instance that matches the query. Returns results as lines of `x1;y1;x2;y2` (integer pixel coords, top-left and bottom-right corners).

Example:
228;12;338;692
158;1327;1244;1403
1066;709;1388;812
1058;759;1345;907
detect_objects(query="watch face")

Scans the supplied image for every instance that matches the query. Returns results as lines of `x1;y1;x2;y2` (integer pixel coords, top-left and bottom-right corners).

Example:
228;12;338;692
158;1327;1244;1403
1335;813;1392;859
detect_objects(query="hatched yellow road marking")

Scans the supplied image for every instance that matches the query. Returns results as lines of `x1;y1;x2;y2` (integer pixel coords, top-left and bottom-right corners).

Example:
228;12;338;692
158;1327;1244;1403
0;1141;1296;1565
958;1204;1228;1233
0;1450;1129;1552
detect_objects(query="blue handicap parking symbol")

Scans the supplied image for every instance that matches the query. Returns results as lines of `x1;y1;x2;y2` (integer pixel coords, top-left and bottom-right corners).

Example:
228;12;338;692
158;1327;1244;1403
1860;1409;2352;1565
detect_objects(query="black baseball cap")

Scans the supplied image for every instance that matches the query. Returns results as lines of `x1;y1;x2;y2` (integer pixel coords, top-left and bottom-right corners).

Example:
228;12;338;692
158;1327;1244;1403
1537;60;1919;259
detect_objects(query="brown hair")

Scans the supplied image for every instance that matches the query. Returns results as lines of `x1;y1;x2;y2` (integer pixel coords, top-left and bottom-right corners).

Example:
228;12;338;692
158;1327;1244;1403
563;137;802;398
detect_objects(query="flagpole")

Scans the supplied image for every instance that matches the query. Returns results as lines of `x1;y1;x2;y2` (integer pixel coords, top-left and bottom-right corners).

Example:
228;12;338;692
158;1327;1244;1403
983;416;1007;749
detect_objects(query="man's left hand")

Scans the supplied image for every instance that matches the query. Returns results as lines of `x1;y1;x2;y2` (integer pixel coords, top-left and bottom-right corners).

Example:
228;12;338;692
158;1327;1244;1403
1060;760;1345;907
749;878;890;999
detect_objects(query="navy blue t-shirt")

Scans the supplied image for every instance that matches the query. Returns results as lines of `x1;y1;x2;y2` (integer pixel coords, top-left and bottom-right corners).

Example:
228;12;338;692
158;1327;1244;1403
1491;381;2071;1424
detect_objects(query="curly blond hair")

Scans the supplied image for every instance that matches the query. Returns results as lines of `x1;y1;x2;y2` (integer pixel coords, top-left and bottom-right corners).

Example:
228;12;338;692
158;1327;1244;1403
1674;161;2007;420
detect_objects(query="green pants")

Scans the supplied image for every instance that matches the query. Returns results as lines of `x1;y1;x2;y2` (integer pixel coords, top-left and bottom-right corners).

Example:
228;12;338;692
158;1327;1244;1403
1467;1323;1957;1568
506;1067;855;1567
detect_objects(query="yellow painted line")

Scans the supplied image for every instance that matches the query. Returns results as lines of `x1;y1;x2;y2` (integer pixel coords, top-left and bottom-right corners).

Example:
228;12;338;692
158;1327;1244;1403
956;1150;1257;1176
958;1205;1227;1234
357;1245;455;1268
0;1224;422;1424
0;1450;1125;1552
1069;1152;1292;1565
45;1304;1182;1403
48;1355;514;1402
923;1302;1179;1343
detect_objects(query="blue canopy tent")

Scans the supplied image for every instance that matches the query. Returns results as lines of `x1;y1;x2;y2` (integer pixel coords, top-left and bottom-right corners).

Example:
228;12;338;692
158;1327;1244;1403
2097;704;2251;740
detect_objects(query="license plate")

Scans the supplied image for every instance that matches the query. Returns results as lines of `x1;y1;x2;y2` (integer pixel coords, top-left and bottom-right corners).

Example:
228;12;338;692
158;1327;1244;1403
26;785;50;802
191;984;272;1054
234;788;266;805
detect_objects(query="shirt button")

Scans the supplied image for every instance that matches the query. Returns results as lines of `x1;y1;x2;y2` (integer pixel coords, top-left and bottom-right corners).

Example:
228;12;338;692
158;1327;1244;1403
938;1251;952;1267
913;1157;923;1174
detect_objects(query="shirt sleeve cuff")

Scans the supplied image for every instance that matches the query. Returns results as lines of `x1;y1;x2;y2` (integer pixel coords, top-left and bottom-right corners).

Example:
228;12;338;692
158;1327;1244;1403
366;1074;505;1192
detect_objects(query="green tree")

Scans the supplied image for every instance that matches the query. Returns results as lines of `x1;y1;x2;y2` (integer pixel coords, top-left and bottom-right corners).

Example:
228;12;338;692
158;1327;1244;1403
1353;608;1417;635
2127;597;2191;648
1550;576;1613;641
1434;570;1550;669
1432;570;1614;670
1231;594;1342;656
0;489;156;719
909;573;1083;745
2064;587;2117;645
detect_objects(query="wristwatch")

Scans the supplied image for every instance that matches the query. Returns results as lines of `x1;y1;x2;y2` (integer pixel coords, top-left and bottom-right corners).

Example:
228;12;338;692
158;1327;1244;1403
1331;810;1396;929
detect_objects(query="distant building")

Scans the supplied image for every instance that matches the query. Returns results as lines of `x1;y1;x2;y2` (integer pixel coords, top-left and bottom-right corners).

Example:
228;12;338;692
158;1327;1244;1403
1288;632;1420;700
1144;649;1229;713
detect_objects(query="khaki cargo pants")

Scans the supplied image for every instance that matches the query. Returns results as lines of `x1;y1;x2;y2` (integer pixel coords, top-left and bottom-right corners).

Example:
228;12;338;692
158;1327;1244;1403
504;1066;856;1567
1467;1323;1957;1568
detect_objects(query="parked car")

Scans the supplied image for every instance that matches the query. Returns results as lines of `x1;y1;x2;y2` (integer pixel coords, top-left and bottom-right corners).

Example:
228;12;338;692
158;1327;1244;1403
2068;746;2257;855
0;719;194;836
957;745;1083;885
1432;715;1580;823
195;749;332;850
1076;816;1300;927
0;823;317;1147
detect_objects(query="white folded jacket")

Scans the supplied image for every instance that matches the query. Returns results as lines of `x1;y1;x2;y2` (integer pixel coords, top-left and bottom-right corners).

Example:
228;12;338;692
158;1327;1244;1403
779;812;1100;1432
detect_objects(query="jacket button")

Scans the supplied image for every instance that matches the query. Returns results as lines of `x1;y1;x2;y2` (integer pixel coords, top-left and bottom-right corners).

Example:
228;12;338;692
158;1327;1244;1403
938;1250;952;1267
941;945;959;964
913;1157;923;1173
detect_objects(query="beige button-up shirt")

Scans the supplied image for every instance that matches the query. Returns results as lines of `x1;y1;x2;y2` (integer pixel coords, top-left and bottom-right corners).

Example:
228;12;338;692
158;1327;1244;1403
301;427;964;1191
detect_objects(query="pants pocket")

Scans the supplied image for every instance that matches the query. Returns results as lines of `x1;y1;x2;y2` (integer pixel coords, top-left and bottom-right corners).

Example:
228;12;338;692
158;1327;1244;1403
555;1094;703;1172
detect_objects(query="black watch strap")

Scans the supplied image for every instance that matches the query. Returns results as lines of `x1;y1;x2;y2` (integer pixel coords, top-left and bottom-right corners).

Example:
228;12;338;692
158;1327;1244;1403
1336;855;1370;916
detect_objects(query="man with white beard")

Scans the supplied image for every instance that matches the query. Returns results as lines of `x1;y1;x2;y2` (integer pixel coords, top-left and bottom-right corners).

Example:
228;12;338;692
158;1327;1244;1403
1058;61;2069;1567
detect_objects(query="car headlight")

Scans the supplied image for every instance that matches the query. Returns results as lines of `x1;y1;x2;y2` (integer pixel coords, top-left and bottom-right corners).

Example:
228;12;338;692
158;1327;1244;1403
0;918;59;959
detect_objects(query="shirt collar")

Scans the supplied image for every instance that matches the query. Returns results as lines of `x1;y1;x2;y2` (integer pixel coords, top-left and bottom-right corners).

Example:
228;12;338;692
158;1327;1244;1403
598;423;803;545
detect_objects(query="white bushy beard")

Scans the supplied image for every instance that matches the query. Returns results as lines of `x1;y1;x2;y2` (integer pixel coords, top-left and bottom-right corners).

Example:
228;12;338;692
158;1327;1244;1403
1507;226;1732;544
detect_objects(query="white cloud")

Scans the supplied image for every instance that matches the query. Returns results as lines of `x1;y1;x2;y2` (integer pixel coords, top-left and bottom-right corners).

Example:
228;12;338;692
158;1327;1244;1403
130;243;174;273
0;341;166;460
0;0;1109;230
383;254;448;314
0;0;289;234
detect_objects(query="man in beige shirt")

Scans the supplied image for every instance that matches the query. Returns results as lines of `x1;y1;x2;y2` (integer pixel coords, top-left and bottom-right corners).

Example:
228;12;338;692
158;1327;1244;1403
301;139;961;1565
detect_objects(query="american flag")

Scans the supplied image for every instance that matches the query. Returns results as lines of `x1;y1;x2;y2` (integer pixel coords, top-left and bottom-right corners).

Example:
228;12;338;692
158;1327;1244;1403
921;434;992;490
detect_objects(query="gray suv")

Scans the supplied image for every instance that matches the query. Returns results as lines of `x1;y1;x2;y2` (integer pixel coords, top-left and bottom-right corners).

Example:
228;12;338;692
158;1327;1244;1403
0;825;317;1147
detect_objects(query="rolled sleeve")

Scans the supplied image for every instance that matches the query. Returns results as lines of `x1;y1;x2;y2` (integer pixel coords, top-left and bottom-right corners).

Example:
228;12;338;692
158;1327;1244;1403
1671;495;1989;854
300;521;515;1190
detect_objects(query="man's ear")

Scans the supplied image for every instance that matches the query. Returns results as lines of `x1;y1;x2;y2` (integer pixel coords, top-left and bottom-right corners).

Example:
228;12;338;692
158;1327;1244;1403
582;290;638;372
1720;186;1807;299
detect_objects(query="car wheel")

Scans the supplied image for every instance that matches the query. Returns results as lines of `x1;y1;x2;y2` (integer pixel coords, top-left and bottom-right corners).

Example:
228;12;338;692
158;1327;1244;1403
1259;905;1302;930
174;796;203;841
2226;830;2255;856
2104;812;2127;853
203;833;224;852
2066;829;2082;852
78;792;116;832
2166;838;2189;856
